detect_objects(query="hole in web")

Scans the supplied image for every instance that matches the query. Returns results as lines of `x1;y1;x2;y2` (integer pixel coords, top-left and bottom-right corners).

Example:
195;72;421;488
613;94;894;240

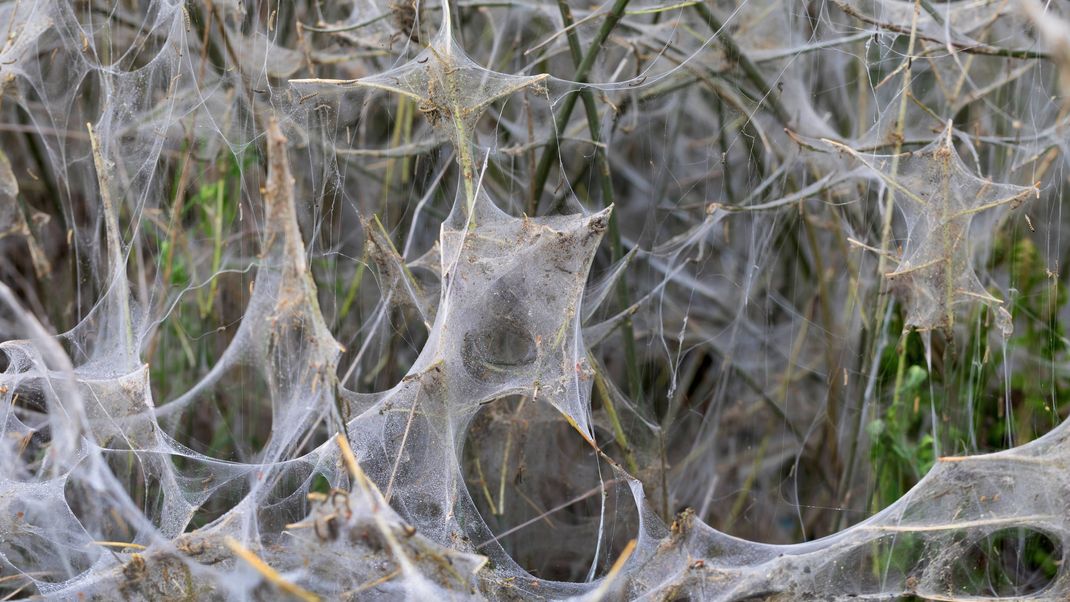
309;473;331;496
7;381;51;477
149;255;255;404
255;463;319;534
409;265;441;305
4;484;95;585
334;273;431;394
663;344;860;545
183;470;252;532
0;528;92;589
945;527;1061;598
163;363;273;464
65;451;166;540
462;395;638;582
358;307;430;394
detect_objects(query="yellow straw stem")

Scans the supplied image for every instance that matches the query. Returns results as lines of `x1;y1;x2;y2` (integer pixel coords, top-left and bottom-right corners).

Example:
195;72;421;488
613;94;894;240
224;537;319;602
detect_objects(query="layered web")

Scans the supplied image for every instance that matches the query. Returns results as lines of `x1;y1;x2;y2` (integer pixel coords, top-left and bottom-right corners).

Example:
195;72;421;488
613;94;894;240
1;0;1070;600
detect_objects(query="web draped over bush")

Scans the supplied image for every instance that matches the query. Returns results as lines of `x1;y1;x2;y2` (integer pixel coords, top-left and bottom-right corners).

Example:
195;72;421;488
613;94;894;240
2;0;1070;599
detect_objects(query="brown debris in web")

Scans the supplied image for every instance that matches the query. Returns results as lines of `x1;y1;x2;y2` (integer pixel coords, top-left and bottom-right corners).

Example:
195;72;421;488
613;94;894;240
824;123;1038;331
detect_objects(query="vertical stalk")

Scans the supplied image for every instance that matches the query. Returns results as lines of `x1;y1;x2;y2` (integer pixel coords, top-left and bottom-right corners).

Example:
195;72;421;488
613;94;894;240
531;0;633;208
556;0;641;401
837;0;922;526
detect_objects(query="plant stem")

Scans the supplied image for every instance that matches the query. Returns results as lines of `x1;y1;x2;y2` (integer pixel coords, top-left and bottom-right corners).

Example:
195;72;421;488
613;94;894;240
589;353;640;475
692;2;789;124
837;0;923;527
531;0;633;210
556;0;642;401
